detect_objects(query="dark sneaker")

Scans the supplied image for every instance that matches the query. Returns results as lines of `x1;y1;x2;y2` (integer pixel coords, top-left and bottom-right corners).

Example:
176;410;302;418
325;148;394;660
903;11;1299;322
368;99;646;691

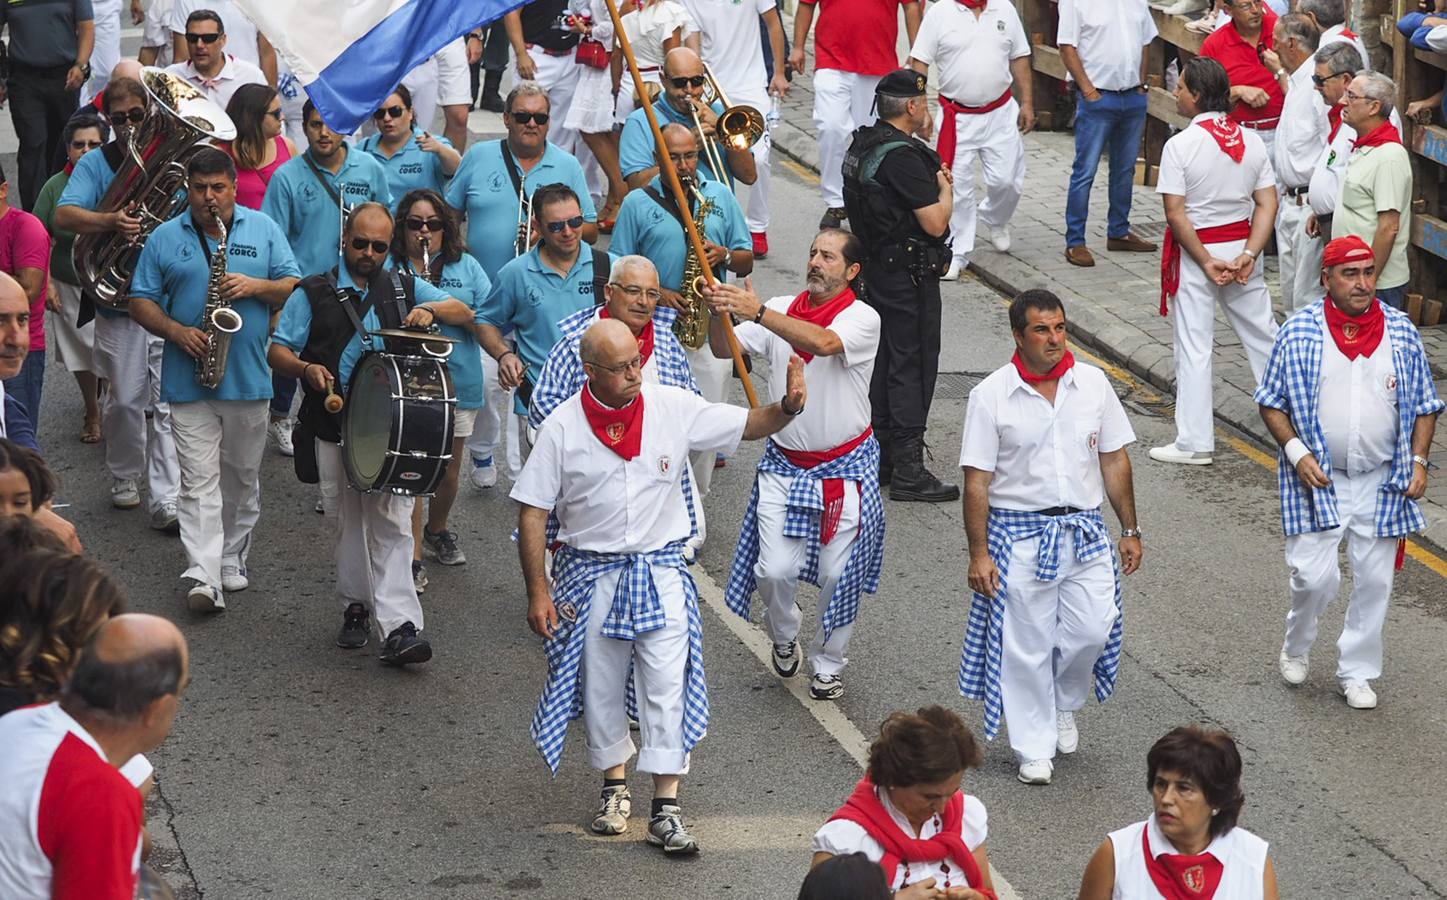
412;560;428;594
647;805;700;855
771;641;800;678
380;622;432;666
819;207;848;229
422;528;466;566
336;603;370;649
590;785;632;835
810;673;844;700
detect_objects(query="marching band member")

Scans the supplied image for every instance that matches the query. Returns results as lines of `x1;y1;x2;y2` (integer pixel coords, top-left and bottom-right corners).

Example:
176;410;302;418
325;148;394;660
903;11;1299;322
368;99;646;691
1255;236;1442;710
514;317;806;854
705;228;884;702
268;203;472;666
125;148;301;612
959;290;1141;786
358;85;461;202
54;77;182;529
1150;57;1279;468
611;123;751;501
1264;13;1326;311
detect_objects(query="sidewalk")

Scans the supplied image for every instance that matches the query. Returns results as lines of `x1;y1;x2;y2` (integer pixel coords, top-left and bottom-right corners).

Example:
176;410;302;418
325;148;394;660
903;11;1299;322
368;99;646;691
768;27;1447;551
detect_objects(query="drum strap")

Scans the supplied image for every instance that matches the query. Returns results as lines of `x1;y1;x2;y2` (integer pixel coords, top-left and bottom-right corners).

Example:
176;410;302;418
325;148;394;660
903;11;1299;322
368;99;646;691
331;280;377;349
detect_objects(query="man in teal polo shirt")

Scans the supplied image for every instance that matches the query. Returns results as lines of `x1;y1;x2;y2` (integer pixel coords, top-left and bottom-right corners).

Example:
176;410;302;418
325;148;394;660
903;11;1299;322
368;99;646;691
261;99;393;278
126;149;301;613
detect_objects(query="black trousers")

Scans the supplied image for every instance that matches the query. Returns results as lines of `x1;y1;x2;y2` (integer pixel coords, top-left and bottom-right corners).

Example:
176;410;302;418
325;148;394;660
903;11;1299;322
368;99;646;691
7;67;78;211
863;265;942;438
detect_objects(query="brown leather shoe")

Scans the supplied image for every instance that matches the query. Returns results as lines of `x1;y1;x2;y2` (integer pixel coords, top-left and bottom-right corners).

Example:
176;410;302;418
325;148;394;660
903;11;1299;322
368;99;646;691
1065;245;1096;267
1106;232;1158;252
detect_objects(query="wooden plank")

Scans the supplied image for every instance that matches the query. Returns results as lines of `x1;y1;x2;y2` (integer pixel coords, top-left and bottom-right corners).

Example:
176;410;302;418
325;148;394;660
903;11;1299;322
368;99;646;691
1410;212;1447;261
1150;8;1206;55
1413;124;1447;169
1032;43;1068;82
1418;47;1447;72
1147;86;1191;130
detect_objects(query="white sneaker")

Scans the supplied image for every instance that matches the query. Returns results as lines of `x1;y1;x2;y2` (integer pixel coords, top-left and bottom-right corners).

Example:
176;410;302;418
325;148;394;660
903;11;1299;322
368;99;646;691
1148;443;1214;466
1341;680;1378;709
149;501;178;532
942;257;968;281
268;419;295;457
590;785;631;835
111;478;141;510
1185;8;1220;33
1017;759;1053;785
990;226;1011;253
185;580;225;613
470;456;498;490
1055;710;1079;755
221;565;249;593
1278;650;1309;685
1161;0;1208;14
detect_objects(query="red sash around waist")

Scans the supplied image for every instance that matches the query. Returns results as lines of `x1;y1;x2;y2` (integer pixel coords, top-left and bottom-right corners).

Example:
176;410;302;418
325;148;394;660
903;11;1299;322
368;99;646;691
777;426;872;544
1159;220;1252;316
937;89;1013;167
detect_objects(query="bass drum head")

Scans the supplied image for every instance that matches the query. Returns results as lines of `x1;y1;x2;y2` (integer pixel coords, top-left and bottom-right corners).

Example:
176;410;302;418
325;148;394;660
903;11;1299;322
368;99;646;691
342;353;398;491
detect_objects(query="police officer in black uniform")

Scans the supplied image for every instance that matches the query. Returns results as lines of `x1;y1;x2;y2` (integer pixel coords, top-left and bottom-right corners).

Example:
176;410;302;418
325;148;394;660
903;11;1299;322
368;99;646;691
842;69;958;503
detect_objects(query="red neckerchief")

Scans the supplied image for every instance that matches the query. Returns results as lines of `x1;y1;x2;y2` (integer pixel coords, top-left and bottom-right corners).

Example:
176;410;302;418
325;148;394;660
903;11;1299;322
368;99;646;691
598;305;656;367
776;427;873;544
785;286;856;363
1351;120;1402;151
1011;349;1074;385
64;161;75;175
1196;117;1246;163
1323;296;1385;360
1143;826;1224;900
1327;103;1344;143
580;385;644;460
828;778;997;898
1340;28;1358;39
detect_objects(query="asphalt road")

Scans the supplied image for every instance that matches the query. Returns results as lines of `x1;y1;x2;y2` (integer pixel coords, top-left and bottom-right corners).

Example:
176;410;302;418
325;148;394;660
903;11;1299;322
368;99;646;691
20;120;1447;900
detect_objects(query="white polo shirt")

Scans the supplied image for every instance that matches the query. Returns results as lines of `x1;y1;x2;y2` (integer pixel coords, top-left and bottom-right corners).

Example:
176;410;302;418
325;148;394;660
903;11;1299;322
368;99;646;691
680;0;773;106
1272;60;1328;190
1157;114;1275;230
959;360;1135;512
1055;0;1156;92
812;787;989;892
909;0;1029;105
1321;23;1370;71
512;383;749;553
164;54;267;109
1320;326;1398;477
732;294;880;453
169;0;263;68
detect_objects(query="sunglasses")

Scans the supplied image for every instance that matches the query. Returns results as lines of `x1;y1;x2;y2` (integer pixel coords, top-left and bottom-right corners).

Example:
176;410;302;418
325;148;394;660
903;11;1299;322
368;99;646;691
109;109;147;125
265;108;283;120
544;215;585;234
350;237;389;254
70;139;104;150
510;111;549;125
1312;71;1350;87
372;105;407;120
405;216;445;232
669;75;708;89
185;32;222;44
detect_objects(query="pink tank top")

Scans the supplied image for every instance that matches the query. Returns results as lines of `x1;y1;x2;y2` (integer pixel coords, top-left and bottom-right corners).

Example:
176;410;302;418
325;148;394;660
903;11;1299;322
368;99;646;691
233;136;293;210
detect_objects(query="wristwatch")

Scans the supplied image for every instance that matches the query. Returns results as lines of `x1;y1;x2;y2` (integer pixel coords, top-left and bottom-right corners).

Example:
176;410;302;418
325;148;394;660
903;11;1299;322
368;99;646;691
1412;454;1431;470
76;61;92;79
1120;528;1142;539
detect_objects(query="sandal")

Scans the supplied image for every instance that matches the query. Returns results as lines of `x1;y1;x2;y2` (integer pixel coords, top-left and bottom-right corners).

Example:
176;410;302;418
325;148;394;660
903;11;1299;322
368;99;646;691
79;419;101;444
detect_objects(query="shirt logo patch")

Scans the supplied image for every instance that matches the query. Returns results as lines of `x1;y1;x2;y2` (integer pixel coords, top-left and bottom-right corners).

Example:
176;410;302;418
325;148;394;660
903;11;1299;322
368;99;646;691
1087;430;1099;451
399;162;424;175
1182;865;1206;893
997;19;1006;31
229;243;258;258
556;600;578;623
1385;374;1397;392
658;455;671;475
487;171;506;192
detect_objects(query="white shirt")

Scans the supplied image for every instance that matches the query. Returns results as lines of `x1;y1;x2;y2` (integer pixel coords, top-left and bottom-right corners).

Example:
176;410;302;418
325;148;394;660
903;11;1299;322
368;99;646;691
623;0;698;70
1321;23;1370;71
1320;327;1398;476
1272;59;1327;189
733;294;879;452
1109;816;1268;900
680;0;773;106
1157;113;1275;229
169;0;264;68
909;0;1029;105
1055;0;1156;92
1306;107;1404;217
142;0;177;65
960;360;1135;511
511;383;748;553
164;54;267;109
812;786;989;892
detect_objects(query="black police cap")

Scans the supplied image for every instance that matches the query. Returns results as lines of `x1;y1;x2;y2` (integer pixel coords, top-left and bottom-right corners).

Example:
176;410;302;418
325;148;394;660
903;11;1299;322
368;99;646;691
875;68;928;99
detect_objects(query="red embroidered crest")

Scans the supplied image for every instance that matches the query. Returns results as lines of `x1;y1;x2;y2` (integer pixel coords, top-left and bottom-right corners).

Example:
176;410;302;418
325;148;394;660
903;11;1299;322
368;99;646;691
1386;374;1397;391
1182;865;1207;893
1342;322;1359;342
605;422;625;444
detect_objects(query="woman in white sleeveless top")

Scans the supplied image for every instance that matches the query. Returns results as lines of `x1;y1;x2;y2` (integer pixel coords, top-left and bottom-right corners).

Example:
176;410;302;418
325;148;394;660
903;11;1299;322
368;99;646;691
1078;726;1279;900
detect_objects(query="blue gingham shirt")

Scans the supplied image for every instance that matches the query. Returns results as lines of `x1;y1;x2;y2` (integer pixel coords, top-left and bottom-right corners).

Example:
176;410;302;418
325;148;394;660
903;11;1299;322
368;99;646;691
1254;301;1444;538
958;508;1123;741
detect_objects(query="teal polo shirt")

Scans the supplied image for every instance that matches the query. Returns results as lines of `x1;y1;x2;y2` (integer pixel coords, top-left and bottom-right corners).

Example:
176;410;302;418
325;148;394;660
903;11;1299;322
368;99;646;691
389;254;492;410
618;98;734;186
358;128;454;204
609;175;750;292
260;145;393;278
57;144;132;320
129;206;301;404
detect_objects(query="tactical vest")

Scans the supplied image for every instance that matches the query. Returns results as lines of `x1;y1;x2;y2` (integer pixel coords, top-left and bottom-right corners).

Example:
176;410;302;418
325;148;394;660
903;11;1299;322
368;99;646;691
841;122;928;253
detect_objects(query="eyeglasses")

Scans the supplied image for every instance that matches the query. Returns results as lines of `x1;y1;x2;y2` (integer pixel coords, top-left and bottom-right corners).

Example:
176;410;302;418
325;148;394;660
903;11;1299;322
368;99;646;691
185;31;222;44
70;139;104;150
544;215;585;233
1343;90;1368;103
265;108;284;120
108;109;147;125
588;355;644;375
510;111;549;125
349;237;389;254
404;216;445;232
610;283;663;302
372;105;407;120
669;75;708;89
668;151;700;163
1311;71;1349;87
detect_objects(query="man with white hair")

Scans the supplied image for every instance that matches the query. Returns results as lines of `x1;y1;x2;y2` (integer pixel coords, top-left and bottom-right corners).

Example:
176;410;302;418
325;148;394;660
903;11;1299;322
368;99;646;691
1297;0;1369;69
1333;71;1411;310
1264;13;1326;310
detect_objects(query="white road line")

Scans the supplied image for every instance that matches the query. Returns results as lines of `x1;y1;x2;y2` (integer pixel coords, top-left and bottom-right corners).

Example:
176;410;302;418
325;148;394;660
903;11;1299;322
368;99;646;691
691;565;1024;900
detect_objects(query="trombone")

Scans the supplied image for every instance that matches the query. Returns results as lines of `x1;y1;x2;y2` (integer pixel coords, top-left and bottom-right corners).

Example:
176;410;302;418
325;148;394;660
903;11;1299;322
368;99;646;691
688;63;765;182
514;185;533;257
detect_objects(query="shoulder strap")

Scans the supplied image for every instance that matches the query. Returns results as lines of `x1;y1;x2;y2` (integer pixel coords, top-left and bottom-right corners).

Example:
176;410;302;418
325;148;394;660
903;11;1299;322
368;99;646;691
861;140;916;184
499;139;525;199
591;247;609;306
302;151;349;212
329;274;376;345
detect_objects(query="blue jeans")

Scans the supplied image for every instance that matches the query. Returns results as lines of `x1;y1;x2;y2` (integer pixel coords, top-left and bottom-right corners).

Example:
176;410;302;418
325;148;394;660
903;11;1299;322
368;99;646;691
271;373;297;418
2;349;44;428
1377;284;1406;311
1065;89;1149;248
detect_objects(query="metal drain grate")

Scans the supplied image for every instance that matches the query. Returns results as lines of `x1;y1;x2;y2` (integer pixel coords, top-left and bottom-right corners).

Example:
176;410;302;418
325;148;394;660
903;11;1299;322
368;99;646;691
1130;220;1170;241
935;371;986;400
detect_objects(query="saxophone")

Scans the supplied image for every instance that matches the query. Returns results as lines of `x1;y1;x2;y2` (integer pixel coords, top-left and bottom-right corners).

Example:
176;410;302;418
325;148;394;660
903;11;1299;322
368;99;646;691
672;178;715;350
195;205;242;390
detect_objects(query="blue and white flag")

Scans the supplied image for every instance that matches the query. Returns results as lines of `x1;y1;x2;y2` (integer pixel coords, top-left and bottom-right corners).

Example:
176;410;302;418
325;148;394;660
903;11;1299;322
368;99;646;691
235;0;525;134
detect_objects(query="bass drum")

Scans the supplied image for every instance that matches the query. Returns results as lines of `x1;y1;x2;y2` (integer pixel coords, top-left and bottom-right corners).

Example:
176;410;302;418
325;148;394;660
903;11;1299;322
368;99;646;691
342;350;456;495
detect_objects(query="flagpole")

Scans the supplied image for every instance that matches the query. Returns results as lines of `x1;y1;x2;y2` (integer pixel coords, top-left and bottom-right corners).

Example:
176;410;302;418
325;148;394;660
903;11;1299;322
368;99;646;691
601;0;759;409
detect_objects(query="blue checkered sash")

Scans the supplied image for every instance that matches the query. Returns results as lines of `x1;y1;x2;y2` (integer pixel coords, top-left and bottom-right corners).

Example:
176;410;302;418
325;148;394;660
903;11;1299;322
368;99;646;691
957;507;1123;740
530;540;709;773
723;433;884;639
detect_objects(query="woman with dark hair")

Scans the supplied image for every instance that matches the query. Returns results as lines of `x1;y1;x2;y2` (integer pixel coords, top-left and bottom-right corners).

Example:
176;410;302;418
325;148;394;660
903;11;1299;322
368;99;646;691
390;189;491;588
0;438;81;552
798;851;890;900
360;85;462;201
1077;726;1278;899
812;707;996;900
224;83;299;211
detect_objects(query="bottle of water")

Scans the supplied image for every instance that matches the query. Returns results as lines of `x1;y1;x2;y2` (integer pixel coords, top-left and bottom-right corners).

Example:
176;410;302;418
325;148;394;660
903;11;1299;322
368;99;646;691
766;94;781;128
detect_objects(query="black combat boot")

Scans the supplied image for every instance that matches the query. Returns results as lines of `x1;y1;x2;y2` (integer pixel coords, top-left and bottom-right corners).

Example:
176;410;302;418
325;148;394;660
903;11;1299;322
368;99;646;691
889;432;960;503
876;428;893;486
479;70;505;112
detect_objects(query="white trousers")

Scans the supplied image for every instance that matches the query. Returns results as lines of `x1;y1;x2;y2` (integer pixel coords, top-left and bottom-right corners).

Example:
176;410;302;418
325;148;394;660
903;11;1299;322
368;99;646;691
757;471;861;677
1169;238;1279;453
1276;196;1325;311
169;399;268;590
946;101;1026;260
813;69;882;208
583;564;691;774
465;350;524;479
81;0;123;105
435;38;473;106
686;345;731;498
402;58;441;132
1282;464;1396;682
92;313;180;513
1000;533;1117;763
317;440;425;635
